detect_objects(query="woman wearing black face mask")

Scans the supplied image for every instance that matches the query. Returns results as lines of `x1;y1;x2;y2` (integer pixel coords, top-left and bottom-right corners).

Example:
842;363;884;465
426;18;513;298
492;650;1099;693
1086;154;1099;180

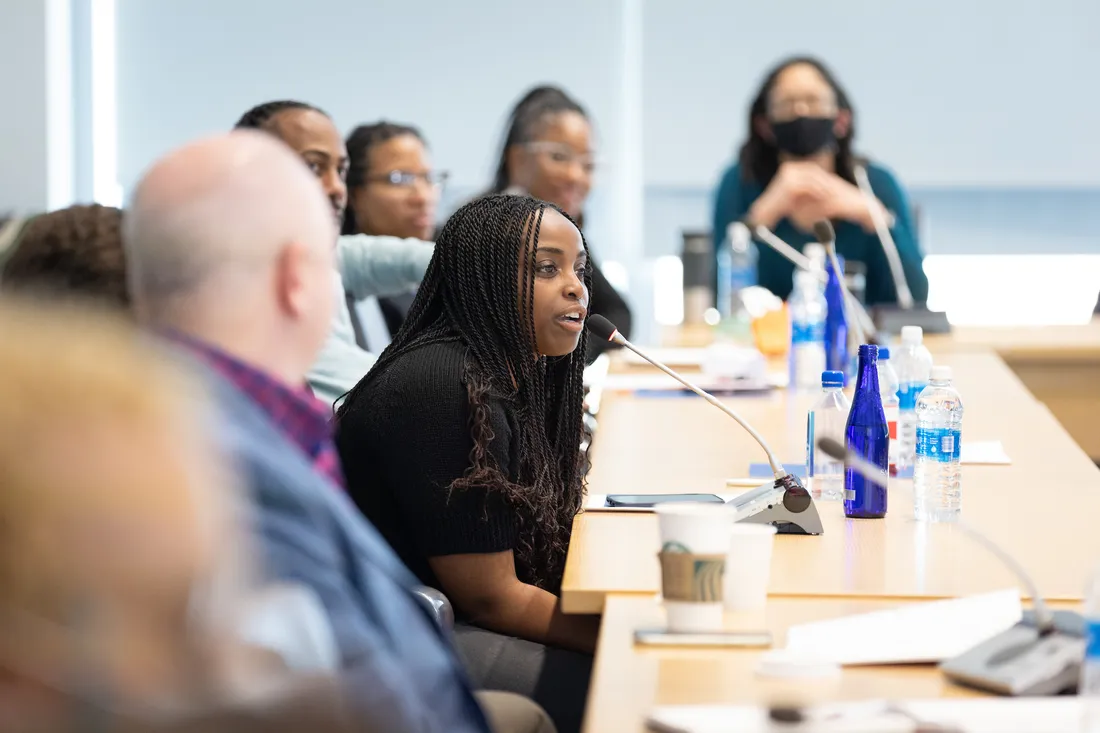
712;56;928;305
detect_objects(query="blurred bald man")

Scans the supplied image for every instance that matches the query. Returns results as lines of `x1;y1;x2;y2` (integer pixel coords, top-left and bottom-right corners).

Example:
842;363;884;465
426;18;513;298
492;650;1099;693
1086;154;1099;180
122;131;554;733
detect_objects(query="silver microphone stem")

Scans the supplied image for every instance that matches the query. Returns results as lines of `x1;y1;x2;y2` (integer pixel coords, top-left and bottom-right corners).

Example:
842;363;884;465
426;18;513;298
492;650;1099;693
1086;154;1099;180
854;165;914;310
817;438;1053;631
824;242;872;347
750;224;823;281
612;334;788;479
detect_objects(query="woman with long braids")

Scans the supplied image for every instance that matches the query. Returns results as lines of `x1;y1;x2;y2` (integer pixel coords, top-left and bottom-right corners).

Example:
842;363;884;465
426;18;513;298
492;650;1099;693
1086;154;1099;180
336;194;596;733
491;85;632;362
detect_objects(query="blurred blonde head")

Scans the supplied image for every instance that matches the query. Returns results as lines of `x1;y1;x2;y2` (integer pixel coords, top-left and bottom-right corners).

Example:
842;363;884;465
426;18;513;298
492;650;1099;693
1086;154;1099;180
0;296;263;724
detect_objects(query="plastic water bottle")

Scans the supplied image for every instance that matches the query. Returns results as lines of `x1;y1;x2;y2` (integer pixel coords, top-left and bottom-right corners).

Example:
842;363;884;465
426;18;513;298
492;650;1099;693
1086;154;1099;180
824;256;849;383
877;347;901;476
806;370;850;501
844;345;889;518
1080;571;1100;730
788;271;827;389
913;366;964;522
802;243;827;274
893;325;933;470
715;222;758;321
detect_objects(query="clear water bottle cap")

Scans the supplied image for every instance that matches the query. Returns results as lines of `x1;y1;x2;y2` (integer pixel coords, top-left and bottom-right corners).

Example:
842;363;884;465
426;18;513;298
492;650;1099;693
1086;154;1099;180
878;346;891;360
931;365;952;382
821;370;845;387
900;325;924;345
793;270;818;289
803;243;826;265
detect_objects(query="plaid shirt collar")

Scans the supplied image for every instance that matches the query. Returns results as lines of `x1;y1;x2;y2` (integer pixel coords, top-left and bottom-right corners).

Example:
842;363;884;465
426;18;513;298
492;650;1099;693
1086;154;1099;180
169;332;344;489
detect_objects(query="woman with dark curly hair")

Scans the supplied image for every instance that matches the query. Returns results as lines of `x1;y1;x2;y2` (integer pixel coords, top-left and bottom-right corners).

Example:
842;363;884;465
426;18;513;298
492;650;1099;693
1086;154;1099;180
335;193;596;733
1;204;127;307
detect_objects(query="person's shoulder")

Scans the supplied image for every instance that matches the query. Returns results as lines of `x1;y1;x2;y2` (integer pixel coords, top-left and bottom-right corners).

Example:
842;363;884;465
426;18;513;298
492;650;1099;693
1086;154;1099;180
350;340;471;425
378;340;468;389
717;161;745;187
861;160;907;195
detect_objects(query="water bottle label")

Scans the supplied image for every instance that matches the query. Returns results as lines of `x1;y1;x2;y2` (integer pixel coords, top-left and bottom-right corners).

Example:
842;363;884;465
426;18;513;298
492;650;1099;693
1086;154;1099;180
1087;620;1100;658
916;427;961;463
792;321;825;344
897;381;927;411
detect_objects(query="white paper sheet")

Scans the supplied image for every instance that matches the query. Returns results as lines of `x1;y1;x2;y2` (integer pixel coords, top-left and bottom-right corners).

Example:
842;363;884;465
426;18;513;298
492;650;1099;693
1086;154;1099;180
775;589;1022;666
647;698;1082;733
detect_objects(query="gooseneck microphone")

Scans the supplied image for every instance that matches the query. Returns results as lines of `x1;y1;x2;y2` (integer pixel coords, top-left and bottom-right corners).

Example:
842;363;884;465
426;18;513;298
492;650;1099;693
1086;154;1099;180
589;315;823;535
588;314;787;479
737;219;823;280
853;165;914;310
813;220;875;345
816;436;1083;696
816;439;1050;629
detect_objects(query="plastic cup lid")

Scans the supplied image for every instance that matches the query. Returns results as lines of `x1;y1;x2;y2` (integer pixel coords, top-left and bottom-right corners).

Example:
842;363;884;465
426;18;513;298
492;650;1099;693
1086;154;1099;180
931;365;952;381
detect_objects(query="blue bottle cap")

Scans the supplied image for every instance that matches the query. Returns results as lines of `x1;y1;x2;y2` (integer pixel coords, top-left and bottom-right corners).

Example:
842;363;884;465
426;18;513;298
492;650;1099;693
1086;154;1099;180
878;346;890;360
821;371;845;387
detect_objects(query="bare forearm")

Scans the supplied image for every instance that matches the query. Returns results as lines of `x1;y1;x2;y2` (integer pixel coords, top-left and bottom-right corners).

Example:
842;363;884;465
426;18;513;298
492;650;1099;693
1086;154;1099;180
468;583;600;654
747;194;784;230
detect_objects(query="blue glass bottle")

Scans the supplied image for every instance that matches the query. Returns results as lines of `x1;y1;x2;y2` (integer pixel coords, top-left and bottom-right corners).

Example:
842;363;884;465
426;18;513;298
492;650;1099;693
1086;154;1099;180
844;344;890;518
824;254;849;383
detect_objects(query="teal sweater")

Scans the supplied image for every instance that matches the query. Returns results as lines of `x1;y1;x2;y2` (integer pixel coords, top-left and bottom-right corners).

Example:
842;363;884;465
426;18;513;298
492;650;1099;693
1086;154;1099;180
711;161;929;306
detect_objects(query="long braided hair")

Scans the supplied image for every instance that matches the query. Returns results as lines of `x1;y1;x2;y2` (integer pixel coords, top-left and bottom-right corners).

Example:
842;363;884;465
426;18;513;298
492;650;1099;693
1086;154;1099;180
336;194;590;590
341;121;426;236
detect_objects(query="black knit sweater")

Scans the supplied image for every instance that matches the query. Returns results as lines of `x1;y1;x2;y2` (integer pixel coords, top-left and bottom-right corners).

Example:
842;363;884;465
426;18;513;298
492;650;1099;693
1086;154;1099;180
335;339;562;593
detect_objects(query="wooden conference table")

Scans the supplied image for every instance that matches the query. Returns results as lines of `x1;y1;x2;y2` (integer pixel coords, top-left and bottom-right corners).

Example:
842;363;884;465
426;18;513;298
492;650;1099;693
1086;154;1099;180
569;322;1100;733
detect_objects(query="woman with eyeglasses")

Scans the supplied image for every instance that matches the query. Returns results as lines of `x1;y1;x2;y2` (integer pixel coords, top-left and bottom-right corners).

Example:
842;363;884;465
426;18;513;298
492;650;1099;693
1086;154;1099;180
490;85;632;360
342;122;444;340
713;57;928;305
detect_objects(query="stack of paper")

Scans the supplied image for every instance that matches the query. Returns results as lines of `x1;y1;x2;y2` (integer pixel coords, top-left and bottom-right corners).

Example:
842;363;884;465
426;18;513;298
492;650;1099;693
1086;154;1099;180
775;589;1022;666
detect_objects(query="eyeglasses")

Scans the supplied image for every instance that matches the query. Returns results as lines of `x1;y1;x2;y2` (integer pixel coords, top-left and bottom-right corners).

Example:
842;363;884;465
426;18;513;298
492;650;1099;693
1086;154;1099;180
366;170;450;189
767;95;839;120
523;142;599;174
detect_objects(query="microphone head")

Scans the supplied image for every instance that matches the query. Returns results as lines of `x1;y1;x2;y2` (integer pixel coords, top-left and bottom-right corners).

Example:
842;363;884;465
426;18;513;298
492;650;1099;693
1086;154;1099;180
816;437;847;461
587;314;619;342
812;220;835;245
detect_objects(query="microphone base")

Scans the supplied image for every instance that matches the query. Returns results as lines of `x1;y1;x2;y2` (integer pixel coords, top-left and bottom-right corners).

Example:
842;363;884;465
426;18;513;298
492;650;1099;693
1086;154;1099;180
730;475;824;536
872;305;952;335
940;618;1084;696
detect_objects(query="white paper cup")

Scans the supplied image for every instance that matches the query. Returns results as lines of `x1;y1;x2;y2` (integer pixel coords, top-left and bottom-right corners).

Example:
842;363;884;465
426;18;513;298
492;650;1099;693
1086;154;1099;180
724;523;777;612
655;503;733;632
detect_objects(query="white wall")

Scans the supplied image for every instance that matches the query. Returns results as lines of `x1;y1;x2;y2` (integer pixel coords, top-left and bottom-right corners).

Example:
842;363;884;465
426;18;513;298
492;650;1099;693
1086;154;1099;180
114;0;644;267
644;0;1100;188
0;0;51;213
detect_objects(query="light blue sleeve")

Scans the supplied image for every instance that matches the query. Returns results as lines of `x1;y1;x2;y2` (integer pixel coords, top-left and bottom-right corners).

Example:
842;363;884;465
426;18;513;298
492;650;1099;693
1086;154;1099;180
307;273;377;408
337;234;434;300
